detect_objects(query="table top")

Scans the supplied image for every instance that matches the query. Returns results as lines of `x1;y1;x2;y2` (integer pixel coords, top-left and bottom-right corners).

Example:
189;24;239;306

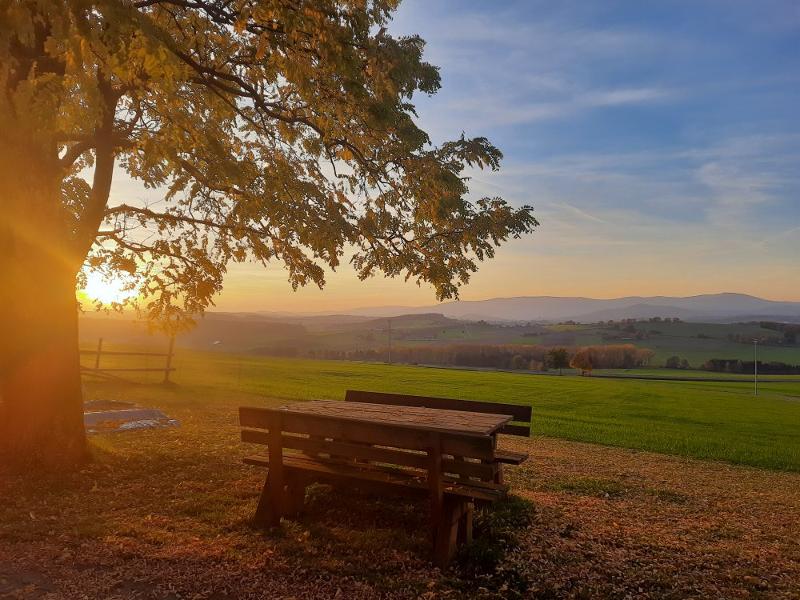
279;400;512;436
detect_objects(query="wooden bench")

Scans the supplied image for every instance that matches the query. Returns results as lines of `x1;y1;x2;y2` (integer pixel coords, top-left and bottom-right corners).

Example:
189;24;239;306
239;404;508;566
345;390;532;467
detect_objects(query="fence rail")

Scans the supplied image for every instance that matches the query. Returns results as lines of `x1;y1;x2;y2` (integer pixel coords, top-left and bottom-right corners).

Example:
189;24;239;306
80;337;176;383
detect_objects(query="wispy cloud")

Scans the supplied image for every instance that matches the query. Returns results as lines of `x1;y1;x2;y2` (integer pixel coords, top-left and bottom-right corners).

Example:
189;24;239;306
459;86;674;127
391;4;680;133
557;202;609;225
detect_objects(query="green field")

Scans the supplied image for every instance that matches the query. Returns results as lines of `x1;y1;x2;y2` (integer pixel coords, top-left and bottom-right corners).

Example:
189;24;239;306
588;368;799;380
503;320;800;365
85;349;800;472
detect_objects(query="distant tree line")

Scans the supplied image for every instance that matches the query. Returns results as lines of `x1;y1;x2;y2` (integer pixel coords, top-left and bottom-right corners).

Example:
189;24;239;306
726;333;789;346
665;356;692;369
262;343;655;371
757;322;800;345
701;359;800;375
726;322;799;346
567;345;655;374
350;344;551;369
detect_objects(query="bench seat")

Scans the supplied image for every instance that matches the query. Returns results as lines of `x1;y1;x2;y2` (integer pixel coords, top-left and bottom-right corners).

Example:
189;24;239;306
243;454;507;502
345;390;533;438
494;450;529;465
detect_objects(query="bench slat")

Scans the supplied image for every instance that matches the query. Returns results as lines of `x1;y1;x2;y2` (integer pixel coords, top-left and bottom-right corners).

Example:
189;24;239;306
242;429;498;480
242;454;505;502
501;424;531;437
243;428;427;468
494;450;529;465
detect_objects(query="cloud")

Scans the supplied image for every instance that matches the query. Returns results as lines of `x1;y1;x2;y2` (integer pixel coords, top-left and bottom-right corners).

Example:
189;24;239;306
492;86;672;126
582;87;671;107
556;202;609;225
391;3;678;133
696;162;774;207
461;127;800;272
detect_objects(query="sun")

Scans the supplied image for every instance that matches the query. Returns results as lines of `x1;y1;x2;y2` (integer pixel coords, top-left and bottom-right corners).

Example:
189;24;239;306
82;270;140;305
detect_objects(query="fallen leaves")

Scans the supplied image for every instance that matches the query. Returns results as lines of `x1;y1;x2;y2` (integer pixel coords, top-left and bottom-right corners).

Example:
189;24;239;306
2;401;799;599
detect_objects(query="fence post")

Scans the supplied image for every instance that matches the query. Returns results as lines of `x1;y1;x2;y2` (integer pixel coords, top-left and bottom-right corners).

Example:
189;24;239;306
163;336;175;383
95;338;104;370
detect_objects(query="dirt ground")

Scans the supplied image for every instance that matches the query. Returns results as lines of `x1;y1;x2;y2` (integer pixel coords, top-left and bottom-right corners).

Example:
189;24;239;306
2;432;799;599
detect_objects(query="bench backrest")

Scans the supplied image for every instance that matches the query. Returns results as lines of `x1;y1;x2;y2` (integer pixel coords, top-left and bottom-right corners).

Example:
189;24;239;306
344;390;532;437
239;406;499;482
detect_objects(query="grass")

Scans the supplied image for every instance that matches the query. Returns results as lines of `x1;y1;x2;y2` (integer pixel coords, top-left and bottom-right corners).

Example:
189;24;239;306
3;351;800;598
84;349;800;471
593;367;799;380
546;477;628;498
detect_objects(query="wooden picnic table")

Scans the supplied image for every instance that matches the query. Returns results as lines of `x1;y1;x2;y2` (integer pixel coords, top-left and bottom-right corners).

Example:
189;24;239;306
278;399;512;437
240;398;520;565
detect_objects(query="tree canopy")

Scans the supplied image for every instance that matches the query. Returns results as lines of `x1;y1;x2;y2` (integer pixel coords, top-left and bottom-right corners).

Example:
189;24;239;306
1;0;537;328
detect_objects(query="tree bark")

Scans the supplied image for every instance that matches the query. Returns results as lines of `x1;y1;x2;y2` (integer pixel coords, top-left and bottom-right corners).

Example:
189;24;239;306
0;138;87;469
0;265;86;469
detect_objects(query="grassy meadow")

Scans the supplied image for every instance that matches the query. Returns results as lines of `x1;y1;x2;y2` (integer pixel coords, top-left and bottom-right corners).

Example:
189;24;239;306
83;348;800;472
4;346;798;598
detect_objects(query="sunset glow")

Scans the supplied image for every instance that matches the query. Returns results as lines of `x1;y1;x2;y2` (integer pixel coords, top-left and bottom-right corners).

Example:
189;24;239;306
82;270;139;305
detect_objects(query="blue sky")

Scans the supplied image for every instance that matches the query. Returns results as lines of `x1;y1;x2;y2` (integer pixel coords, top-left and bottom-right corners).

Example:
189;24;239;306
341;0;800;306
108;1;800;310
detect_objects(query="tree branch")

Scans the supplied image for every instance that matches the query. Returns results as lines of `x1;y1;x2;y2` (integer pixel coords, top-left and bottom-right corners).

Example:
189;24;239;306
103;203;282;244
72;74;120;262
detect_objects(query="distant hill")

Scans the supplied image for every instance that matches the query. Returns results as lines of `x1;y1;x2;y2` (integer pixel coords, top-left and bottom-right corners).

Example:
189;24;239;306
339;293;800;323
78;311;460;354
79;312;306;352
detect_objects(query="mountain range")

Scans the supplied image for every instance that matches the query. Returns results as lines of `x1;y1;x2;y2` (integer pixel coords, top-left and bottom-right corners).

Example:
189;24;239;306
308;293;800;323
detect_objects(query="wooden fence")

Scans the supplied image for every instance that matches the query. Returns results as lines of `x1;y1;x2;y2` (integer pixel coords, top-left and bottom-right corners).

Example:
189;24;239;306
80;337;176;383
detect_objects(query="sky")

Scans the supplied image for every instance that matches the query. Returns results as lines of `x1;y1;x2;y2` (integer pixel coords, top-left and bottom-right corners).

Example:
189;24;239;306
106;0;800;311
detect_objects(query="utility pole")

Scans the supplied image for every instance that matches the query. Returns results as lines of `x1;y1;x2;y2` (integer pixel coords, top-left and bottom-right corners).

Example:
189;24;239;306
387;318;392;365
753;339;758;397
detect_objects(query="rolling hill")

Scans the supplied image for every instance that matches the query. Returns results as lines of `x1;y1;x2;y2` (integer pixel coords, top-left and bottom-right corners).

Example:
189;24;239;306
340;293;800;323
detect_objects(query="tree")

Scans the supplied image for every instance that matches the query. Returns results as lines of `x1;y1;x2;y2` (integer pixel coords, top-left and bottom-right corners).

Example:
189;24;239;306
547;348;570;375
0;1;537;467
569;348;593;375
509;354;527;370
665;355;681;369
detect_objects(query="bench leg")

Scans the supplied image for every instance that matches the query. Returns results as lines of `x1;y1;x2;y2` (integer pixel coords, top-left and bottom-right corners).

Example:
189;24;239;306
253;471;280;528
480;457;504;484
457;501;473;545
285;472;307;518
491;460;504;485
434;497;465;568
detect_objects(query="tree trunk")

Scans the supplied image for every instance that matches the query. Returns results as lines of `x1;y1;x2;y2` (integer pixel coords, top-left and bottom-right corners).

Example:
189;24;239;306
0;139;87;470
0;266;86;469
